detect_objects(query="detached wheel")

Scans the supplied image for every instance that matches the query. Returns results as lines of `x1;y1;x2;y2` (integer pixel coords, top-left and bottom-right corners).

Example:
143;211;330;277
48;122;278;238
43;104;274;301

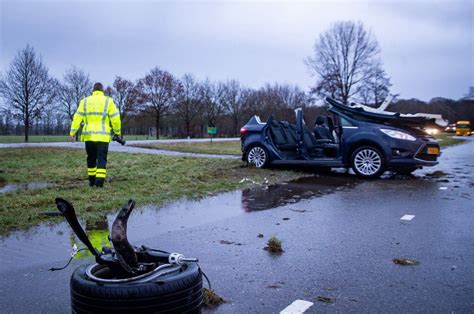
70;263;202;313
246;145;269;168
351;146;385;179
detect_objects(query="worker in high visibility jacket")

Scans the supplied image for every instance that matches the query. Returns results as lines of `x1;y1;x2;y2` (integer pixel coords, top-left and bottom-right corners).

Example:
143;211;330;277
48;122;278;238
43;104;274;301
69;82;121;188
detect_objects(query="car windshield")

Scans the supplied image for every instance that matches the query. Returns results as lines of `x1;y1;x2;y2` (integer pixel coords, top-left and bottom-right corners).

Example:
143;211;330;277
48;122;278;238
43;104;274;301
456;124;470;129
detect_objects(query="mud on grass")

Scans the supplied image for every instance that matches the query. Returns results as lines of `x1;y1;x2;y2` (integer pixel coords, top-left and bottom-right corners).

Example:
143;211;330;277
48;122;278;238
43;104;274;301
0;147;301;235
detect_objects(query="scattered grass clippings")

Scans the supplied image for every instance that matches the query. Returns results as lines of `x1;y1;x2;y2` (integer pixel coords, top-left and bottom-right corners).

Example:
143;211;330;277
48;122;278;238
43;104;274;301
264;235;283;253
317;296;335;304
202;288;225;307
393;257;420;266
425;170;448;178
266;281;284;289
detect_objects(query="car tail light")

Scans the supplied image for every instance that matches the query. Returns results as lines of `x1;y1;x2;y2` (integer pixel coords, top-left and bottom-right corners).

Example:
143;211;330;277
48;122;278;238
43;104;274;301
240;127;248;136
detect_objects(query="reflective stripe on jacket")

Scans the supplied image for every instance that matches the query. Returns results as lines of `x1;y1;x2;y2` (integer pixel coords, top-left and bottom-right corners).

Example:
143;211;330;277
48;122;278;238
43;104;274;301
69;91;121;142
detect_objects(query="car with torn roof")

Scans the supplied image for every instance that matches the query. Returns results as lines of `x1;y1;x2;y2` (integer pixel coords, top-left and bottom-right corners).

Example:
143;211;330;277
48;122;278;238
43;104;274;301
240;97;441;178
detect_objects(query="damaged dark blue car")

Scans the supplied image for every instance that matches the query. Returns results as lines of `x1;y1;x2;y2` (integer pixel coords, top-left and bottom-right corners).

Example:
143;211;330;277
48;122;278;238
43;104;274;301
240;97;441;178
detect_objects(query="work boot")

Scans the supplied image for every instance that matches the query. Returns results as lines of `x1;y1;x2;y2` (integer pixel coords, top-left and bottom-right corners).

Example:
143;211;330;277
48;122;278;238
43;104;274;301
95;178;104;188
88;176;96;187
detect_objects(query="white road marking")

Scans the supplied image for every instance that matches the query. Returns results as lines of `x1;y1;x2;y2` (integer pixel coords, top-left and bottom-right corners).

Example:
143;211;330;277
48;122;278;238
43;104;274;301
439;187;448;190
280;299;314;314
400;214;415;221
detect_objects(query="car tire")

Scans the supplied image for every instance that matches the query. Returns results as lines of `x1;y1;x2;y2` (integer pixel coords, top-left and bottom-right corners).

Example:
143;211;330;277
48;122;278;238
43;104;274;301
70;263;202;313
351;146;385;179
246;145;269;168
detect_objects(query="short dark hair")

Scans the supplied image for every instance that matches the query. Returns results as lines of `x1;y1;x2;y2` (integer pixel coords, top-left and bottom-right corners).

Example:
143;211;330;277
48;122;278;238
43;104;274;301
93;82;104;92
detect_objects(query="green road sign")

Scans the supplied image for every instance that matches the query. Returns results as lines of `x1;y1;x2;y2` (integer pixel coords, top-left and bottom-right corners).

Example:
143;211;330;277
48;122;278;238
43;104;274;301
207;127;217;135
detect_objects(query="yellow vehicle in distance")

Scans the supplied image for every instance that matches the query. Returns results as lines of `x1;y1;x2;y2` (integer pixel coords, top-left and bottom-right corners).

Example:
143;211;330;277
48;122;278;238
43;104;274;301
455;121;472;136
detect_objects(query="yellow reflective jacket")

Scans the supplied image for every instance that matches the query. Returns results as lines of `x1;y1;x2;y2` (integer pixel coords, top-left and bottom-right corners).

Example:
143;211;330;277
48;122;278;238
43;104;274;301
69;91;121;142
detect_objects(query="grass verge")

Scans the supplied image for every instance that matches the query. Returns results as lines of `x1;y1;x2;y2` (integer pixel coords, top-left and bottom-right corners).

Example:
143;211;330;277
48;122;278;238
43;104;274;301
434;133;465;147
134;140;241;155
0;147;301;235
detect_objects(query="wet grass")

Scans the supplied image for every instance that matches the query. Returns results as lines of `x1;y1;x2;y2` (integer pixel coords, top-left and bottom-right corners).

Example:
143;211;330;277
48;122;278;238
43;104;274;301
434;133;465;147
0;135;169;143
134;140;241;155
0;147;301;235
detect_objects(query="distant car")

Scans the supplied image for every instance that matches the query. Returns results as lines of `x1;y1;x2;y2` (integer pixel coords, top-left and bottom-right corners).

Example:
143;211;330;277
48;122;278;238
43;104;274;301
240;97;441;178
445;124;456;133
455;121;471;136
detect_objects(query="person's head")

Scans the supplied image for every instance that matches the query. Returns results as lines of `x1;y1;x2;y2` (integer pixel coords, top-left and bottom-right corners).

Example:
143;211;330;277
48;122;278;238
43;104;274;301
93;82;104;92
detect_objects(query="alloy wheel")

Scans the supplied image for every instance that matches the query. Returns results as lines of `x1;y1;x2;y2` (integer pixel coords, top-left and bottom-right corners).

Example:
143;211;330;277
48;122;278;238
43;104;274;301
354;148;382;176
247;146;267;168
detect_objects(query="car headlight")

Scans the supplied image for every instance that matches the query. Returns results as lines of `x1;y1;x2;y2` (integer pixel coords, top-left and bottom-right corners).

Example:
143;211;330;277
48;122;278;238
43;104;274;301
424;128;439;135
380;129;416;141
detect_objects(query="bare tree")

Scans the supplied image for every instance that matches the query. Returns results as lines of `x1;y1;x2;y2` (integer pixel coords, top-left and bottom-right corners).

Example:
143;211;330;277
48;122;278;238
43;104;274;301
137;67;182;139
56;66;92;120
306;21;390;105
358;61;392;106
111;76;139;122
199;79;225;128
175;74;202;137
221;79;245;136
0;45;56;142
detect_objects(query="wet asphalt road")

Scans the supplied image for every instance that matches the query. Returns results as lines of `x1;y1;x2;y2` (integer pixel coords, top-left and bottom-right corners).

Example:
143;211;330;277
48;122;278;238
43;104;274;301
0;138;473;313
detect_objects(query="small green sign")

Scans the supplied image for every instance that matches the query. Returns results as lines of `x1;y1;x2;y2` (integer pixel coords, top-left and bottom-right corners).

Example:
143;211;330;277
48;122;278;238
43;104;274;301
207;127;217;135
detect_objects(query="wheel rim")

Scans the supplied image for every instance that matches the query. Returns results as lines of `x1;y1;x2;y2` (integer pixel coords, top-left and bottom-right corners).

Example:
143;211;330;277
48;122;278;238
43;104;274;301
354;149;382;176
248;146;266;168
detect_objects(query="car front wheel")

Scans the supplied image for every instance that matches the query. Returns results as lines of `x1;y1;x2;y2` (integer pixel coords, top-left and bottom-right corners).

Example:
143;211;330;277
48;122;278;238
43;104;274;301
246;145;269;168
351;146;385;178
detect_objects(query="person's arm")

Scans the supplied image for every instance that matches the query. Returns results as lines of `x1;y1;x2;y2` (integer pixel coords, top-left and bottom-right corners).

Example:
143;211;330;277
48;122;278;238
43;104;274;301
108;98;121;136
69;99;85;142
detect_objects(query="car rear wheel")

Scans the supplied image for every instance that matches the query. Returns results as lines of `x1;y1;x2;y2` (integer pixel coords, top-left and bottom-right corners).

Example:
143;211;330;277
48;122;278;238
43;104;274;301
246;145;269;168
351;146;384;178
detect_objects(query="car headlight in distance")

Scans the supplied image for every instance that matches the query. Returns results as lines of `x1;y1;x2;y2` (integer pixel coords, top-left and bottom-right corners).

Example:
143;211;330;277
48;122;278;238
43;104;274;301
424;128;439;135
380;129;416;141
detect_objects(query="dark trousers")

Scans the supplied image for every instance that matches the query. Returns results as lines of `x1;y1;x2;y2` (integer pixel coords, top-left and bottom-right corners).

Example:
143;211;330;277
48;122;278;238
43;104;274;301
85;141;109;187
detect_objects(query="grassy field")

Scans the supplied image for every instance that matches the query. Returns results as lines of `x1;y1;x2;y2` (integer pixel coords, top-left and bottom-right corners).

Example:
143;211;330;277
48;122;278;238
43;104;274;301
434;133;465;147
0;147;301;235
135;140;242;155
0;135;166;143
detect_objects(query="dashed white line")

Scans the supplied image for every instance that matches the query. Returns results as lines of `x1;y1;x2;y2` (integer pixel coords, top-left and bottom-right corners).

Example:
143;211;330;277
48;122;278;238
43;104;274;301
280;299;314;314
439;187;448;190
400;214;415;221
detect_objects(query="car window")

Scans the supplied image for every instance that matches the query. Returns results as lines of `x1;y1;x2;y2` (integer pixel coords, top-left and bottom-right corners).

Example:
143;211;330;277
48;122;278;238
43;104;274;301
340;116;354;126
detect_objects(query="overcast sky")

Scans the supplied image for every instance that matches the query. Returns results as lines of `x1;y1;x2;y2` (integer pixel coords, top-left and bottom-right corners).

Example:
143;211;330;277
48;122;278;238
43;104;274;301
1;0;472;101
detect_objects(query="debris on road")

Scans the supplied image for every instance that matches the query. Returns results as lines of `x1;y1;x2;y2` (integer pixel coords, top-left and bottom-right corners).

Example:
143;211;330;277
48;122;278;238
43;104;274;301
203;288;226;308
257;233;264;238
219;240;242;246
317;296;335;303
290;208;307;213
266;281;284;289
393;258;420;266
264;236;283;253
425;170;448;178
282;217;290;221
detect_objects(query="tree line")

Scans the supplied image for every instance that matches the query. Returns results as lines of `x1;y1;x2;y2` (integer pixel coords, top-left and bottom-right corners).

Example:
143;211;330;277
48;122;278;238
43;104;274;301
1;21;471;142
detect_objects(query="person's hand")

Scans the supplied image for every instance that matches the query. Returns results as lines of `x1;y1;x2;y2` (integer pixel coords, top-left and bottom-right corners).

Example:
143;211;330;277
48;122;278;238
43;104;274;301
69;135;75;143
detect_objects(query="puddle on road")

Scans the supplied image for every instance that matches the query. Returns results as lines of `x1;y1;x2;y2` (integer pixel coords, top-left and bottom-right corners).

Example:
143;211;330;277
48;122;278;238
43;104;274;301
0;175;358;270
0;181;51;194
